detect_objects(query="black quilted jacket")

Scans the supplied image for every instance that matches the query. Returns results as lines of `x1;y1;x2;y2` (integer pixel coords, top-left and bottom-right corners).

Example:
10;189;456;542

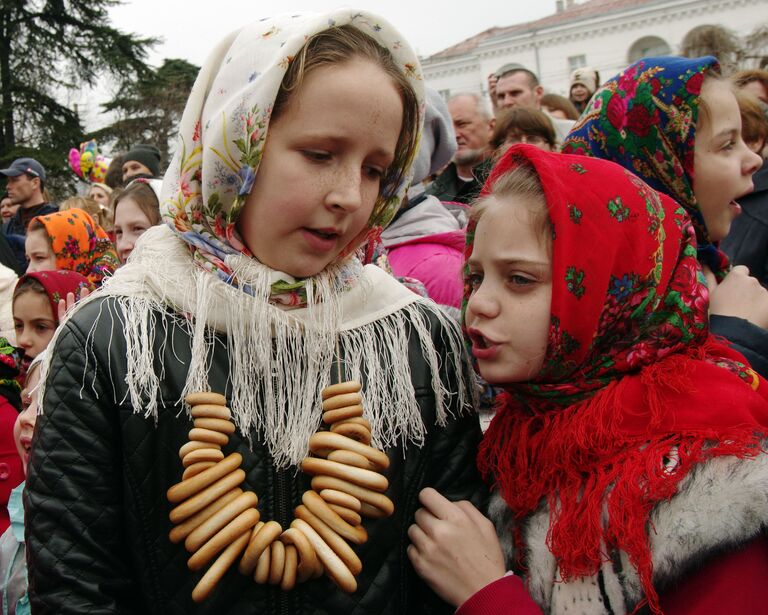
25;297;485;614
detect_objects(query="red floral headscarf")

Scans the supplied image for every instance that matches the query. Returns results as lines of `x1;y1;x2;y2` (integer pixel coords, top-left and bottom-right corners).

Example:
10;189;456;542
468;145;768;613
561;56;729;275
16;270;92;322
31;208;119;286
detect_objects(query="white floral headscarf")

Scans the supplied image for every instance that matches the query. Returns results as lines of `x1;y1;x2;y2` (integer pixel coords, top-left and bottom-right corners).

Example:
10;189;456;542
161;10;424;304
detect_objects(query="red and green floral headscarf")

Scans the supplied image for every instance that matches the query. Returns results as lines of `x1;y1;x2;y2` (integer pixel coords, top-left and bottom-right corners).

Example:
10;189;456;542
561;56;730;274
469;145;768;613
31;208;118;287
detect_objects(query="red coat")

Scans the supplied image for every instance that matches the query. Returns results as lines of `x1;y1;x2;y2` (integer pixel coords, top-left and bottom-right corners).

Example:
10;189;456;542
0;398;23;534
456;536;768;615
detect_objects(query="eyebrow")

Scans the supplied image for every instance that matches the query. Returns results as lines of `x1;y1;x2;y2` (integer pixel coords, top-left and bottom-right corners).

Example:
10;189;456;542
712;128;738;140
467;257;550;268
302;134;394;160
27;318;56;325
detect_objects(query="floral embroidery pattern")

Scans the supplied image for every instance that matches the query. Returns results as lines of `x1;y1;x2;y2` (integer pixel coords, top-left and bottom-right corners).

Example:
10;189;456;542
568;204;582;224
565;266;585;298
160;10;425;306
34;209;118;286
562;56;730;276
606;197;630;222
472;145;768;615
466;144;753;410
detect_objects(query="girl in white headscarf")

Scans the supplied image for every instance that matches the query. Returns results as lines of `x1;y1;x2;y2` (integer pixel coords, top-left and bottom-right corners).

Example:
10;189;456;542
25;10;482;614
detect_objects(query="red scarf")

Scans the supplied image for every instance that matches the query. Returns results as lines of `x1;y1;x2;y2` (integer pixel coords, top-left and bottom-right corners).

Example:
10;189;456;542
17;270;91;321
467;145;768;613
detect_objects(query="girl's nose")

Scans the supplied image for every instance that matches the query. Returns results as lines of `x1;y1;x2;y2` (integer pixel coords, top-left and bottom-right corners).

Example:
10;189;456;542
16;329;31;349
328;167;363;212
467;281;500;319
742;144;763;176
18;406;35;430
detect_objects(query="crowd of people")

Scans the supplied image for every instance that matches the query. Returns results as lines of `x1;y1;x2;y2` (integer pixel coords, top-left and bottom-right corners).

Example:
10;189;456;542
1;7;768;614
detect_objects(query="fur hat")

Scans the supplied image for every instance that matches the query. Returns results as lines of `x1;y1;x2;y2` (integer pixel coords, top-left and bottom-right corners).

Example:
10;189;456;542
570;67;598;94
411;88;456;185
123;144;162;177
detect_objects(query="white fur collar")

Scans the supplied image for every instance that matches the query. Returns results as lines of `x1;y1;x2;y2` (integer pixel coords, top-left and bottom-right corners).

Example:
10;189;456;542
489;450;768;614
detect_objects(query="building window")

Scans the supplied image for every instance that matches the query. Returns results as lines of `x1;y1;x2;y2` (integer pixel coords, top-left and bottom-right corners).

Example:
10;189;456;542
568;54;586;73
628;36;672;63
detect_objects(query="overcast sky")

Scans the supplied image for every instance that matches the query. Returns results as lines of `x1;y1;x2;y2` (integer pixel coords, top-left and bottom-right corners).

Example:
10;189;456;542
108;1;557;65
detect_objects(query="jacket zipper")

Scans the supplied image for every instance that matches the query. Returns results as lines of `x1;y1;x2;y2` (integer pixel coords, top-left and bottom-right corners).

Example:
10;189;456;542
275;465;291;615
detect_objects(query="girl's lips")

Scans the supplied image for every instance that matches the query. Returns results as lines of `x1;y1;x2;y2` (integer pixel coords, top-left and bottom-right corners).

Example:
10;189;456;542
472;344;500;360
468;328;501;360
729;200;742;216
302;227;340;252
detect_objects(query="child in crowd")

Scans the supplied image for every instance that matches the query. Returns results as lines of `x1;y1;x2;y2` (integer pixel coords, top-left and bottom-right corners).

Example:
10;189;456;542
562;56;767;375
567;66;599;114
24;208;118;285
112;178;161;263
26;11;481;614
490;107;557;155
59;195;113;233
0;351;45;615
408;145;768;614
12;271;90;376
0;341;23;536
0;194;17;225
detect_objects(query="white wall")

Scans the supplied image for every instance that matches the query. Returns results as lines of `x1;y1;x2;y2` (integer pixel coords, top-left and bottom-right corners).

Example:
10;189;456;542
423;0;768;100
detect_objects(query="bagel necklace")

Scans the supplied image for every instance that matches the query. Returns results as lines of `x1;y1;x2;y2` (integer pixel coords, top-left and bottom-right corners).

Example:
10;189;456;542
166;367;394;603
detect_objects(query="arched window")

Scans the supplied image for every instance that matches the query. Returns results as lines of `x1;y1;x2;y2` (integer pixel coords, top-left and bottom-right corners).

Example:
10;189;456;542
628;36;672;63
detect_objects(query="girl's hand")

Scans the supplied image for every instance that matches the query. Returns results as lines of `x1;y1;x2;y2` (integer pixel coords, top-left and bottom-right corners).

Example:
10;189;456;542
707;265;768;329
57;287;90;322
407;487;506;608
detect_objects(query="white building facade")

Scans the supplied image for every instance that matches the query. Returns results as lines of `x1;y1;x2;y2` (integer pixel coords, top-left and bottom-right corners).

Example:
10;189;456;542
422;0;768;99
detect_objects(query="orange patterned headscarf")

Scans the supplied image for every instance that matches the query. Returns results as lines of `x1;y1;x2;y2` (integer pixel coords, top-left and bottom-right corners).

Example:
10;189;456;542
31;208;119;286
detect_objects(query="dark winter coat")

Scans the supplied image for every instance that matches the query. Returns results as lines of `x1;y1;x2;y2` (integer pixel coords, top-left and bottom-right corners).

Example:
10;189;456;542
25;296;485;615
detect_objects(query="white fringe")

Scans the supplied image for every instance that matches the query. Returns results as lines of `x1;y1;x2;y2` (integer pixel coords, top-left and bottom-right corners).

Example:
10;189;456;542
41;225;475;469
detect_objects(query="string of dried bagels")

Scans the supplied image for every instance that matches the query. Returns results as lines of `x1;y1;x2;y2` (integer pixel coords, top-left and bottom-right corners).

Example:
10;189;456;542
166;381;394;602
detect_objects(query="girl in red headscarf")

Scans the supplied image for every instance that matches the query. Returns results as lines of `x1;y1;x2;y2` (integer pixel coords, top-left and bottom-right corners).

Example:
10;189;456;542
24;208;118;286
408;145;768;615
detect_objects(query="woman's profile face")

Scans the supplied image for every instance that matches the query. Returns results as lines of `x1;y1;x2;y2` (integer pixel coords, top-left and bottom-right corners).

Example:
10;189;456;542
693;80;762;242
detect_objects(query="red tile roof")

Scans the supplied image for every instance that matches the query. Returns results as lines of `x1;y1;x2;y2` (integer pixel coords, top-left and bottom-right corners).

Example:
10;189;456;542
427;0;665;59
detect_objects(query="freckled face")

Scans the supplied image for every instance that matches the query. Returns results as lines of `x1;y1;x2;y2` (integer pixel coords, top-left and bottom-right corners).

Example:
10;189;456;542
465;196;553;384
236;58;404;278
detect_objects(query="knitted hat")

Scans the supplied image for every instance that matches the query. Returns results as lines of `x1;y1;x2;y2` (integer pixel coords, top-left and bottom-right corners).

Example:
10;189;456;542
124;144;162;177
570;67;598;93
411;88;456;185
